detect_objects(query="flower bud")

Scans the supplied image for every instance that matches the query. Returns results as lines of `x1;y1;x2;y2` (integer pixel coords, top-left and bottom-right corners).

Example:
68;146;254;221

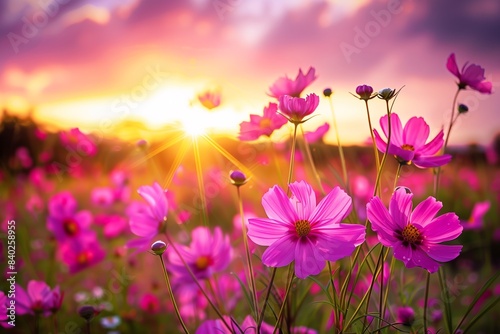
458;103;469;114
78;305;96;321
323;88;333;97
229;170;247;186
151;240;167;255
378;88;396;100
355;85;374;100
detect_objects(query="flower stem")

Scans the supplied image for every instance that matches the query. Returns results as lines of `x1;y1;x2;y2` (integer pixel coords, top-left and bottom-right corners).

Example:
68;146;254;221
327;95;348;185
273;264;295;333
164;233;231;332
434;88;461;196
287;123;299;194
237;186;259;320
258;267;277;331
158;254;190;334
300;125;325;194
423;271;431;334
364;100;381;173
373;101;392;197
393;164;403;190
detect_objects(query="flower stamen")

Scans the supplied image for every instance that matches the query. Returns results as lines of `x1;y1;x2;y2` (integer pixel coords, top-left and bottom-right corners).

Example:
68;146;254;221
295;220;311;237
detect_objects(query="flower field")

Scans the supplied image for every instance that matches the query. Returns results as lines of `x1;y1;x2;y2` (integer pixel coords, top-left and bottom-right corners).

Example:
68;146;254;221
1;58;499;334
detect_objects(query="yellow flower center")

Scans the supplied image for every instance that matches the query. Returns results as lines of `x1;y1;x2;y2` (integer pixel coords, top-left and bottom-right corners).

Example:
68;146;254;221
295;220;311;237
77;251;90;264
63;218;79;236
402;144;415;151
401;224;422;244
195;256;212;270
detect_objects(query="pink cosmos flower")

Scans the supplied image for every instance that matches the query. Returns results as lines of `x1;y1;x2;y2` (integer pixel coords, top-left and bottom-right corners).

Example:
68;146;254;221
127;182;168;251
396;306;415;326
305;122;330;143
447;53;492;93
58;238;106;273
91;187;115;207
198;90;221;110
168;226;232;280
269;67;317;98
139;293;161;314
1;292;9;328
60;128;97;156
247;181;365;279
16;280;59;316
15;146;33;169
366;187;463;273
279;93;320;124
238;102;287;141
373;113;452;168
461;201;490;230
46;192;94;243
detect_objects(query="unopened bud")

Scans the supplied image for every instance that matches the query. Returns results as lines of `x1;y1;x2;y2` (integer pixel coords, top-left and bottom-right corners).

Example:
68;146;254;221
151;240;167;255
458;104;469;114
323;88;333;97
378;88;396;100
229;170;247;186
78;305;96;321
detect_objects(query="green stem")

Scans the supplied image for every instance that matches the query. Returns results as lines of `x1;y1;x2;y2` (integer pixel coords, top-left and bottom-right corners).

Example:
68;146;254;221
374;101;392;197
364;100;381;173
423;272;431;334
327;96;348;185
434;88;461;196
300;125;325;194
394;164;403;190
237;186;259;320
287;123;299;194
164;234;232;332
273;264;295;334
257;268;277;330
158;255;190;334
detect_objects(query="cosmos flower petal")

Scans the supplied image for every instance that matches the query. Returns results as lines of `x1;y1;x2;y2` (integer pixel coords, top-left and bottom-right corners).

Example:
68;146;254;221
247;218;289;246
413;154;452;168
367;197;401;245
380;114;403;147
389;188;413;230
309;186;351;227
314;224;365;261
474;80;492;94
422;213;462;243
294;239;324;279
418;130;445;156
373;129;388;153
392;242;412;266
262;185;298;224
261;235;297;268
410;196;442;228
403;117;430;149
426;244;462;263
289;181;317;220
409;248;441;273
446;53;460;78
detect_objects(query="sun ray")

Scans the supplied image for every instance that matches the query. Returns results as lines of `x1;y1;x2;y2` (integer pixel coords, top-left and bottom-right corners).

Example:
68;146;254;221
192;136;209;226
162;139;191;190
130;132;185;168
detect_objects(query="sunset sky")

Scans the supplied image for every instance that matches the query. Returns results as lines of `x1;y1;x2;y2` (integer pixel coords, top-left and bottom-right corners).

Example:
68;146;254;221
1;0;499;146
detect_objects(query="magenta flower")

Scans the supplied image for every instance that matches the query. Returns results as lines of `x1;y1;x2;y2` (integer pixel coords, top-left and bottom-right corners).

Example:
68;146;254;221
396;306;415;326
238;102;287;141
248;181;365;279
373;113;452;168
269;67;317;98
447;53;492;93
91;187;115;207
46;192;94;243
304;122;330;143
58;238;106;273
127;182;168;250
461;201;490;230
279;93;320;124
1;292;9;328
60;128;97;156
16;280;58;316
168;226;232;280
198;90;221;110
366;187;463;273
196;315;273;334
354;84;376;101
